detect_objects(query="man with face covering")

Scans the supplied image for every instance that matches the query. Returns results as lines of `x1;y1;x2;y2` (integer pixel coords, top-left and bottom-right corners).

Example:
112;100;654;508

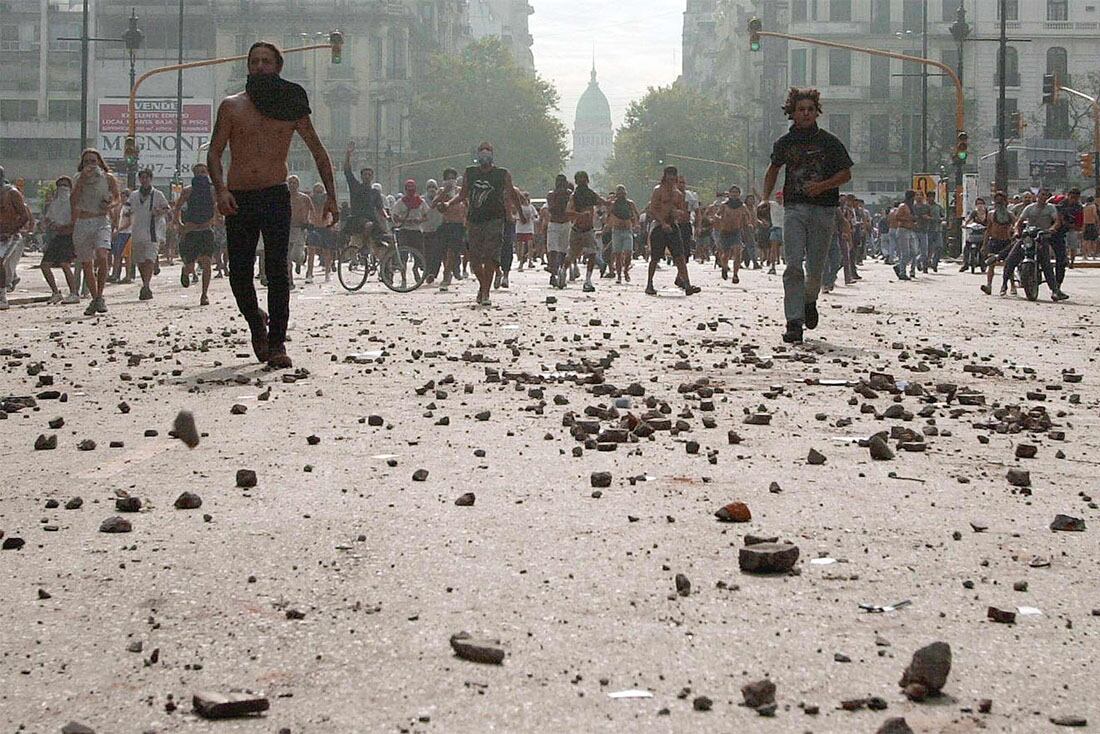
207;41;338;369
442;142;525;305
126;168;170;300
174;163;218;306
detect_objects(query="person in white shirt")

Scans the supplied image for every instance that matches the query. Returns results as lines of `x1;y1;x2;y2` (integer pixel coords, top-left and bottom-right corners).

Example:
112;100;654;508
765;191;785;275
392;179;429;248
40;176;81;304
514;192;537;273
126;169;170;300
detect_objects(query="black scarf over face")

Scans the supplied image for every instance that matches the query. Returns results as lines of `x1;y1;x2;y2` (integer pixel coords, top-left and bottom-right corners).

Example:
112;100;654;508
246;73;311;121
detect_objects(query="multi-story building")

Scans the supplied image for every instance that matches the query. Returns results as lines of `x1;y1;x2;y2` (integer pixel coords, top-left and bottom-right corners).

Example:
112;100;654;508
1;0;89;187
683;0;1100;199
468;0;534;70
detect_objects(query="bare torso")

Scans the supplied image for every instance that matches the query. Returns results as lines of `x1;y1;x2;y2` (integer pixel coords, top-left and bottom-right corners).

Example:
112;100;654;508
649;185;684;227
290;191;312;225
222;92;298;191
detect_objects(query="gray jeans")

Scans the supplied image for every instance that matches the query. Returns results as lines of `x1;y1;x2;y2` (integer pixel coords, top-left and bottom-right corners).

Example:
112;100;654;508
782;204;837;323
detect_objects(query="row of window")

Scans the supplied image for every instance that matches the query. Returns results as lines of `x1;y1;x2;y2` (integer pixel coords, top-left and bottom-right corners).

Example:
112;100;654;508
0;137;83;160
0;98;81;122
790;46;1071;93
795;0;1066;25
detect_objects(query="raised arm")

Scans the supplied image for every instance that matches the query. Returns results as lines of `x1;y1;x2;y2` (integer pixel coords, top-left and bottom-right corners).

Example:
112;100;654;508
296;115;338;224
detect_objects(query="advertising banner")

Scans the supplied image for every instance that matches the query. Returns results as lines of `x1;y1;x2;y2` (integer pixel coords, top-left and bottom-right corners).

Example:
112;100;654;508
98;98;213;179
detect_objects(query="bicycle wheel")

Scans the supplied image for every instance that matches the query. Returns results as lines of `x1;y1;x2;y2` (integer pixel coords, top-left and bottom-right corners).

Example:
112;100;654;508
380;245;427;293
1019;260;1039;301
337;244;370;292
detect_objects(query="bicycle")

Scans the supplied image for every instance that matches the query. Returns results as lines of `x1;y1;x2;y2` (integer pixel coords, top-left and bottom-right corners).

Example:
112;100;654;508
336;224;427;293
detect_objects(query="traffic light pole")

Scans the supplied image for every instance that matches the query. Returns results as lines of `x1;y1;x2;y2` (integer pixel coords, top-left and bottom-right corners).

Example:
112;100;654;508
125;39;340;170
751;27;967;253
1055;83;1100;196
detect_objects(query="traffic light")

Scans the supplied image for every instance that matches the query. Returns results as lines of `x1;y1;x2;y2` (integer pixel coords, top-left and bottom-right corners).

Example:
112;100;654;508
124;136;139;168
1010;111;1027;136
1081;153;1094;179
329;30;343;64
748;18;762;52
1042;73;1059;105
954;131;969;163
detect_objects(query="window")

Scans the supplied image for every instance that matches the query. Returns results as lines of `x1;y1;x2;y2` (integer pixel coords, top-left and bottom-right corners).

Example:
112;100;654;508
997;0;1020;20
996;47;1020;87
1047;0;1069;21
791;0;807;21
48;99;80;121
870;56;890;98
0;99;36;121
830;113;851;149
871;0;891;33
387;27;406;80
869;115;890;164
331;102;351;149
829;48;851;86
790;48;808;86
902;0;923;32
829;0;851;21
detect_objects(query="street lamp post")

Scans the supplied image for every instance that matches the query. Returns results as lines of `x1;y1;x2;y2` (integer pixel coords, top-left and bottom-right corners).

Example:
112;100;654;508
122;9;144;188
949;3;970;254
173;0;184;198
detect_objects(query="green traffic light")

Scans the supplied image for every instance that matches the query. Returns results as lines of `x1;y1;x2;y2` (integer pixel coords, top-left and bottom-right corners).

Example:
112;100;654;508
750;40;760;51
957;152;968;162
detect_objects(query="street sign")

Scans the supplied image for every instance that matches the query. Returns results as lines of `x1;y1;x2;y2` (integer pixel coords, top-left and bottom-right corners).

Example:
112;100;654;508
912;173;938;196
1028;160;1068;180
98;98;213;180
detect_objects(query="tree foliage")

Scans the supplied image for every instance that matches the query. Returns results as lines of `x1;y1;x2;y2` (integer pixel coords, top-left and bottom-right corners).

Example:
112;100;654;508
603;82;746;202
408;38;568;191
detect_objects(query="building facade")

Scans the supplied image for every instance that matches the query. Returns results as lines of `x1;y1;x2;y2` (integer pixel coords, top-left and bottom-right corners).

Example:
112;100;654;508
683;0;1100;200
468;0;534;70
567;65;613;186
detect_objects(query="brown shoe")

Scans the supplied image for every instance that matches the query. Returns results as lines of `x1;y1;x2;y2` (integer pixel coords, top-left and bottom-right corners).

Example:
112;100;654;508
267;347;293;370
251;331;270;363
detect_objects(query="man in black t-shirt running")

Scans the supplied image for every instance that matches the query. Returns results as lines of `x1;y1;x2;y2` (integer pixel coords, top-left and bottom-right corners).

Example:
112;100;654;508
442;141;525;306
763;87;853;344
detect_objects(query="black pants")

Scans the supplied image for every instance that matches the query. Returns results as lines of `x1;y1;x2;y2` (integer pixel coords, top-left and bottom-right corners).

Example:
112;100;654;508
226;184;291;347
1003;238;1058;293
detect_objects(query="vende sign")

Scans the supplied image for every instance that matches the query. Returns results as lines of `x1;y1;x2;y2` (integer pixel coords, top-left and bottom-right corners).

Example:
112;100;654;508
98;98;213;179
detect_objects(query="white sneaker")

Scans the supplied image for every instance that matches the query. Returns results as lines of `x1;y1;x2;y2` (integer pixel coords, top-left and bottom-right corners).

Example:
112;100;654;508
48;292;63;304
62;293;80;304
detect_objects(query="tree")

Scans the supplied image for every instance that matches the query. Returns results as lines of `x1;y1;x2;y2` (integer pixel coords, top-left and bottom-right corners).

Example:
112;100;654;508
408;38;568;191
603;82;746;202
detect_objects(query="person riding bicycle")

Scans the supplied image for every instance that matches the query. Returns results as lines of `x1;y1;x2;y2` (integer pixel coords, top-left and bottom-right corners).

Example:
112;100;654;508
343;141;389;245
1003;188;1068;302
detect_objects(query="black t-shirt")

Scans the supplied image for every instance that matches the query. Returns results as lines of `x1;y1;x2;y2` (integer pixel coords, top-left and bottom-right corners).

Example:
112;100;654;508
465;165;508;224
770;123;854;207
344;166;384;220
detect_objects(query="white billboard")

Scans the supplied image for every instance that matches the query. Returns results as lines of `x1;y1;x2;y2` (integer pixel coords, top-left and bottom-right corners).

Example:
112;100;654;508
98;98;213;180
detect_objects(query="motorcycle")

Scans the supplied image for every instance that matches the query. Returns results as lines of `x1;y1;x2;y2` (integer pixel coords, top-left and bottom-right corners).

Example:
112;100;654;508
962;222;986;273
1016;225;1048;302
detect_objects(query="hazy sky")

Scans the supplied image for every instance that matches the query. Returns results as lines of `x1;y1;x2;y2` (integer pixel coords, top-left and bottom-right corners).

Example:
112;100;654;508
529;1;686;134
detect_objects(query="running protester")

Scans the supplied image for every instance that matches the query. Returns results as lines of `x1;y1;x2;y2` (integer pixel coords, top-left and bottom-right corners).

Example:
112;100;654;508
712;184;752;283
207;40;339;369
545;174;573;288
174;163;219;306
287;175;313;290
0;166;31;310
980;190;1015;296
1004;188;1068;302
436;169;465;290
70;149;121;315
606;185;639;284
305;181;334;283
566;170;607;293
443;142;526;306
40;176;81;304
645;165;700;296
127;168;170;300
762;87;853;344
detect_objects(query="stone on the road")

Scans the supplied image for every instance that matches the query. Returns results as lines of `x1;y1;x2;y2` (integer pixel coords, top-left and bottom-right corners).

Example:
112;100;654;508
173;410;200;448
61;722;96;734
741;678;776;709
1050;514;1085;532
738;542;799;574
236;469;258;488
590;471;612;488
715;501;751;523
899;642;951;695
449;632;505;665
869;435;895;460
455;492;475;506
875;717;915;734
99;516;132;534
192;691;270;719
174;492;203;510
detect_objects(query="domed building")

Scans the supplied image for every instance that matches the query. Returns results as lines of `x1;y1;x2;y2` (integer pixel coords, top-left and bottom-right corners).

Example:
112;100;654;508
568;64;614;186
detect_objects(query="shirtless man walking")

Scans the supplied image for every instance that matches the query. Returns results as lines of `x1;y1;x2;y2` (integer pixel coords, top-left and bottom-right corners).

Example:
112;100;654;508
566;170;607;293
287;175;313;290
645;165;699;296
207;41;338;369
545;174;573;288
